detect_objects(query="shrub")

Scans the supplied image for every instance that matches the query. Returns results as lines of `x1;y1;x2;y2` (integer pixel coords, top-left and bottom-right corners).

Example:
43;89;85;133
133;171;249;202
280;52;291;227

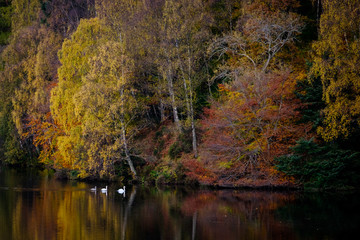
276;139;360;190
168;130;192;159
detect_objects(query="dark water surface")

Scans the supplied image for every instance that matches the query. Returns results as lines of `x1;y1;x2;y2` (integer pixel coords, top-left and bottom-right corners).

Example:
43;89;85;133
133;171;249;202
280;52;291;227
0;166;359;240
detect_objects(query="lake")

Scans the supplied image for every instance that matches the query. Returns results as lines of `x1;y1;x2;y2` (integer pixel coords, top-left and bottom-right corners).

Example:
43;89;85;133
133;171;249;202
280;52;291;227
0;166;359;240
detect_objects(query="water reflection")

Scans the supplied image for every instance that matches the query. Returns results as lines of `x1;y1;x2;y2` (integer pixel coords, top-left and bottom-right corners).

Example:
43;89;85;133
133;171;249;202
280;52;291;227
0;167;360;240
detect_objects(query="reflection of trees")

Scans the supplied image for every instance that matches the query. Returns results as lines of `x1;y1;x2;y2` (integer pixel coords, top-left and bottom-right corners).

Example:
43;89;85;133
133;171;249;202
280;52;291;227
54;187;135;240
0;185;298;239
192;211;197;240
3;183;356;240
276;193;360;240
180;190;298;240
0;182;131;240
120;187;299;240
121;187;136;240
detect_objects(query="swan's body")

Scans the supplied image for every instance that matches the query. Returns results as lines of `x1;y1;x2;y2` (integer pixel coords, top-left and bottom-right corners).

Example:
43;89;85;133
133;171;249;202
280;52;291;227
90;186;97;191
117;186;126;194
101;186;108;192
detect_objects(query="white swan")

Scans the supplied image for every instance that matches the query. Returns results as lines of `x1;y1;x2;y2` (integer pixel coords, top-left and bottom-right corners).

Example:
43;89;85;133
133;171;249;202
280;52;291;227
117;186;126;194
90;186;97;191
101;186;108;192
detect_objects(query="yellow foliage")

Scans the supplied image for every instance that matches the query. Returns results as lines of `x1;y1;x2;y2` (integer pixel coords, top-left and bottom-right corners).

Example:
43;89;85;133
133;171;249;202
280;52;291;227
49;18;139;178
312;0;360;141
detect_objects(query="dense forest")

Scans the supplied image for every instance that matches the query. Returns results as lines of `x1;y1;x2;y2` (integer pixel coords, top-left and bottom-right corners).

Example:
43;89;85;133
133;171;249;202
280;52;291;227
1;0;360;190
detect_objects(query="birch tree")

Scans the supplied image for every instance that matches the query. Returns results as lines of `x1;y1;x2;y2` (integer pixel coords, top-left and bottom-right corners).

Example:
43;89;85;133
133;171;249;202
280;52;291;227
77;40;138;177
51;18;139;178
159;0;211;157
312;0;360;141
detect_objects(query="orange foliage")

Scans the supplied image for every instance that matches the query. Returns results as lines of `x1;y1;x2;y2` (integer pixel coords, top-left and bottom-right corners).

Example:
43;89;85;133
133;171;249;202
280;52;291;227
198;71;311;186
182;156;216;185
22;112;63;165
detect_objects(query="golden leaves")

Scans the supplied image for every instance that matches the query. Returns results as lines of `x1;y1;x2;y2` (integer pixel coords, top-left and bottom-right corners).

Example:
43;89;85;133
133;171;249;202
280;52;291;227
312;0;360;141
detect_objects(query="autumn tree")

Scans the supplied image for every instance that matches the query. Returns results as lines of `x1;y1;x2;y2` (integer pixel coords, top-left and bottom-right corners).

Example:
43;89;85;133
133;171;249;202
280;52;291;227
95;0;161;120
98;0;212;158
0;0;95;165
210;4;303;73
50;17;107;175
11;0;39;29
50;18;139;178
311;0;360;141
157;0;211;157
157;0;182;131
76;40;140;178
0;0;42;164
200;1;308;184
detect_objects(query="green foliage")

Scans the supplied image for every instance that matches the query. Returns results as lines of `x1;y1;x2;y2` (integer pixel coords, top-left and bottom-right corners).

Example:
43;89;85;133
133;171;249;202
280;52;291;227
295;76;325;128
2;118;26;165
150;170;160;179
0;1;11;29
276;139;360;190
0;102;39;166
168;131;192;159
0;1;11;45
207;0;243;34
154;127;165;140
152;127;167;158
153;138;165;157
114;156;142;182
0;72;29;166
168;143;182;160
69;170;79;179
151;161;187;184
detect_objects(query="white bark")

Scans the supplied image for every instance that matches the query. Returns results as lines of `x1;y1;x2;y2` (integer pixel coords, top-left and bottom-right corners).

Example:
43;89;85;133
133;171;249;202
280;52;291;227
167;68;181;131
187;53;198;158
120;117;137;176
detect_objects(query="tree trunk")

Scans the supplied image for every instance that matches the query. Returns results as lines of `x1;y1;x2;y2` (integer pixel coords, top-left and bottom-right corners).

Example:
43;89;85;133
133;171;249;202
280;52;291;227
191;115;198;158
187;53;198;158
119;48;136;176
178;47;198;158
182;70;191;117
120;118;137;176
181;73;198;157
167;68;181;131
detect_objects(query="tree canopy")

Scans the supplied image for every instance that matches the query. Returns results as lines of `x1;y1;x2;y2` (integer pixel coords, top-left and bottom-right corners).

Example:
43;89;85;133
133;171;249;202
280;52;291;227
1;0;360;189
